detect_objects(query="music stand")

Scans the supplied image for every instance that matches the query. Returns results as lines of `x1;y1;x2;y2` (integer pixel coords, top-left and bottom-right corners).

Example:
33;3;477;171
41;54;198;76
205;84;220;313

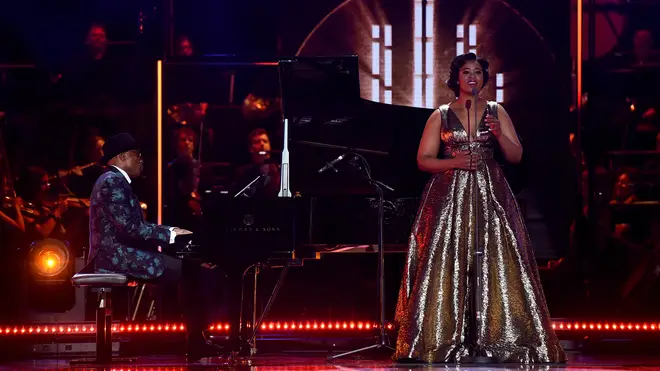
277;56;395;359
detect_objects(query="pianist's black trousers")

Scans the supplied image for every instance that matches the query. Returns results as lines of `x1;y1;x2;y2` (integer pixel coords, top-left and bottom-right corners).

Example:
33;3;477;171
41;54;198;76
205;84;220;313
152;253;226;356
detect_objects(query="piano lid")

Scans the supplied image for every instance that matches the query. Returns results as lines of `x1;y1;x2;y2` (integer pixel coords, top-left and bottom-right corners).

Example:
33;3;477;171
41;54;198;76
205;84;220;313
278;56;434;196
278;55;361;124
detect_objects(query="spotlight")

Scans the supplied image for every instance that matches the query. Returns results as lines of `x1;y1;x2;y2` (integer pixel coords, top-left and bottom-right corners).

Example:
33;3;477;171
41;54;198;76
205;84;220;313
28;239;71;282
25;239;76;313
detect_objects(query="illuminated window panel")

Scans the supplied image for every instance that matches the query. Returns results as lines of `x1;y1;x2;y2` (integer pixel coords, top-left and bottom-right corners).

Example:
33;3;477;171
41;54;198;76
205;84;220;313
425;77;434;108
372;24;380;39
372;79;380;102
384;49;392;87
456;42;464;56
425;41;434;75
414;40;423;75
414;0;423;106
414;0;434;108
469;24;477;46
384;90;393;104
414;1;423;38
372;25;380;102
456;24;464;38
425;3;434;36
457;23;477;56
371;24;393;103
496;73;504;103
414;76;423;107
384;25;392;47
371;42;380;75
384;25;393;100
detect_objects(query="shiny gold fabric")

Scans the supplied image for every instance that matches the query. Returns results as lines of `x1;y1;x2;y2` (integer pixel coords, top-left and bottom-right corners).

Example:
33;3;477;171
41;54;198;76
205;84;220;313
394;102;566;364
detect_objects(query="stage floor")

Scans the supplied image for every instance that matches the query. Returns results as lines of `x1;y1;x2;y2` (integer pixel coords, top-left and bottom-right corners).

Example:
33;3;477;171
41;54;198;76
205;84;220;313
4;353;660;370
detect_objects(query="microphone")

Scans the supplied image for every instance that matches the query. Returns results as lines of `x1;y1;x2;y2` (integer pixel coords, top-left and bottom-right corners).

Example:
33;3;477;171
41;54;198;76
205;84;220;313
466;99;472;142
467;87;478;141
318;154;346;174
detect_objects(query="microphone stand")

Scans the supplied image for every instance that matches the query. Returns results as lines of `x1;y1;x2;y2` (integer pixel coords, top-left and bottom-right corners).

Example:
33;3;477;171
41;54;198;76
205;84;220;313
460;91;499;364
327;153;395;360
234;174;263;198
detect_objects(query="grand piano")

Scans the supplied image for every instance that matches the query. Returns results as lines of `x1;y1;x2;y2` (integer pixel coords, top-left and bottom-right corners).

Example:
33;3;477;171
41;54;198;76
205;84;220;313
197;56;435;267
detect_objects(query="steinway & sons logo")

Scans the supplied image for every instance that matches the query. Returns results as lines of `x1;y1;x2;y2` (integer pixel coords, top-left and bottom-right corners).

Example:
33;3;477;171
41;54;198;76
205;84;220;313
228;214;281;233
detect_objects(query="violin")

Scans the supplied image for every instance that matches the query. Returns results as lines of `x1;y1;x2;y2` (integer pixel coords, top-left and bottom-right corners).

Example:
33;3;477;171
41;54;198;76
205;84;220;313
2;196;43;218
63;197;90;209
42;196;90;211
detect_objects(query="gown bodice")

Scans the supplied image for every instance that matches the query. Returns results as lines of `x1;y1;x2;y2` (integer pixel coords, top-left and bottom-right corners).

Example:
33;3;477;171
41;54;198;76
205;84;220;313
440;102;498;161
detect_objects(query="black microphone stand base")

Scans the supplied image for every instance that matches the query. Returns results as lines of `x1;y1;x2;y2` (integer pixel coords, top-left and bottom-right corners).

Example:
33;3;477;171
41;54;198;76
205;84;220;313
327;341;395;361
322;154;396;362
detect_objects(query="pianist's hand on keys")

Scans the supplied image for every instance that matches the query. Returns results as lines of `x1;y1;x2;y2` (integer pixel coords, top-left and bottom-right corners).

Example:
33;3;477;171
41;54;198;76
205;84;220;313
173;227;193;235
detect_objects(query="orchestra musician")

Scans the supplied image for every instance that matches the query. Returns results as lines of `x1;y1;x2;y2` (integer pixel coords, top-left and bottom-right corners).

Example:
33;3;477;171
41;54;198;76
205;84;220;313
88;133;222;361
595;28;660;152
234;128;280;197
0;154;24;322
61;133;107;198
1;170;25;234
394;53;566;363
176;35;195;57
15;166;69;240
165;127;201;231
631;29;660;66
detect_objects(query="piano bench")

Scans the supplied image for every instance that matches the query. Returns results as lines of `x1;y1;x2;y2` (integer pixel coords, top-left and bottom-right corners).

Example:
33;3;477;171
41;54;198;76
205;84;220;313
71;273;129;288
69;273;135;366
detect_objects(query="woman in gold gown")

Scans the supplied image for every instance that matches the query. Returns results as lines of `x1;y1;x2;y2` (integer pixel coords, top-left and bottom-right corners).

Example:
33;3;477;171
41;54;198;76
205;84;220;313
394;53;566;363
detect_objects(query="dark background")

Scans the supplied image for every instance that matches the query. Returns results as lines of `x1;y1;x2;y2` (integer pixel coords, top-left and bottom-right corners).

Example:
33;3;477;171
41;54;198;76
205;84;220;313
0;0;574;258
0;0;606;322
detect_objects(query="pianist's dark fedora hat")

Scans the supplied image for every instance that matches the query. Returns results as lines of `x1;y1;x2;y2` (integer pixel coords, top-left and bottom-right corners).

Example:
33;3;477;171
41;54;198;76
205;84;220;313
99;133;140;165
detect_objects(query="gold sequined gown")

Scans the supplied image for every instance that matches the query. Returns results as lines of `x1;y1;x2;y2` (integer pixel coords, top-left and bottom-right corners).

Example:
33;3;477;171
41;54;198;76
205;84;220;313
394;102;566;363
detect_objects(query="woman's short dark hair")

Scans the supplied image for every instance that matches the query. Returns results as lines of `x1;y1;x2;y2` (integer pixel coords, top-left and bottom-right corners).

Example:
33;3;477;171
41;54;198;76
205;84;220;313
446;53;490;97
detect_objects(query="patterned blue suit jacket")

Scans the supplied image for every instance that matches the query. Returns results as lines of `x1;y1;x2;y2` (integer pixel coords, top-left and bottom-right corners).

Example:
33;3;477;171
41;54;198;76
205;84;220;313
89;167;172;280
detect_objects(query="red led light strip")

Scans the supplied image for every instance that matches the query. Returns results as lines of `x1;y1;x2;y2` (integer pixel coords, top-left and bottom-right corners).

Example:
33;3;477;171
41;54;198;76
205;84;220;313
256;321;394;331
2;321;660;335
0;323;197;335
552;322;660;331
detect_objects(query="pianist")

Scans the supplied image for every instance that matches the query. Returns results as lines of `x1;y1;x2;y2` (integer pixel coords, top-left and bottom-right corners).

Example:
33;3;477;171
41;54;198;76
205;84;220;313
88;133;222;361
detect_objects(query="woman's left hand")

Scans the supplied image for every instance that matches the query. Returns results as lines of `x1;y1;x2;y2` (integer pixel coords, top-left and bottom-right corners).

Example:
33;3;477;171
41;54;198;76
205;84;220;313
485;115;502;139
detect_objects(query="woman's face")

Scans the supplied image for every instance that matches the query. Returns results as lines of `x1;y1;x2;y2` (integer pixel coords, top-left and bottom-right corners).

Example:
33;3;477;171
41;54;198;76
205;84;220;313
458;60;484;96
